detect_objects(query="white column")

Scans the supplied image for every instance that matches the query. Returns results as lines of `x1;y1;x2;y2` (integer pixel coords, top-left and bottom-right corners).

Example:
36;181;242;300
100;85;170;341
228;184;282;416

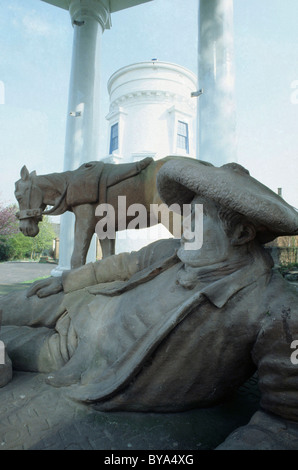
198;0;237;166
52;0;110;276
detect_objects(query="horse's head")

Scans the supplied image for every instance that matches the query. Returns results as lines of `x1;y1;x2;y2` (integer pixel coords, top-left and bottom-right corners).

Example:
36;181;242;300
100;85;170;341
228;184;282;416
14;166;46;237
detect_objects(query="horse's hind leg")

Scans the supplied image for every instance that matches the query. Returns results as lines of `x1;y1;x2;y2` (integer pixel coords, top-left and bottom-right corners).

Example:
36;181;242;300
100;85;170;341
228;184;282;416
99;238;115;259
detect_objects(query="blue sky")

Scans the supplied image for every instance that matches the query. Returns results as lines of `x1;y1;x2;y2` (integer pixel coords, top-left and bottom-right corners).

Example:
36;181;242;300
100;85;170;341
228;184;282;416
0;0;298;209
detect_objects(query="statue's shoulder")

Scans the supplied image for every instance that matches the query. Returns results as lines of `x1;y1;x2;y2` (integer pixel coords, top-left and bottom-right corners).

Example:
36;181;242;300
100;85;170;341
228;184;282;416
135;238;180;267
258;270;298;334
268;270;298;306
146;237;180;255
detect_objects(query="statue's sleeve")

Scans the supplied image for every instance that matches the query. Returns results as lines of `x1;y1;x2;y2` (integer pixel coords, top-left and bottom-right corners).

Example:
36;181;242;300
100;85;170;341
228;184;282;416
62;238;178;293
251;303;298;422
217;291;298;450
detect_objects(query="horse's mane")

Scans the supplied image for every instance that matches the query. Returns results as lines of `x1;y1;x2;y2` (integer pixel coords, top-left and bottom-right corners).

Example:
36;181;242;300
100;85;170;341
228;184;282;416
35;170;72;193
35;162;105;207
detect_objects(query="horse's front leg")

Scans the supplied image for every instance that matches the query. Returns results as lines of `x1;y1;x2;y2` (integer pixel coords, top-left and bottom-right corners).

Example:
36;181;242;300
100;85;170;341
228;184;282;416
71;204;97;269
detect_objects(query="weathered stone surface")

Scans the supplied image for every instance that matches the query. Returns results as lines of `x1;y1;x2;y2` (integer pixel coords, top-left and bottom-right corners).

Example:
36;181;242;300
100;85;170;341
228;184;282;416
0;352;12;388
14;156;185;266
2;159;298;450
285;272;298;282
216;410;298;450
0;371;261;450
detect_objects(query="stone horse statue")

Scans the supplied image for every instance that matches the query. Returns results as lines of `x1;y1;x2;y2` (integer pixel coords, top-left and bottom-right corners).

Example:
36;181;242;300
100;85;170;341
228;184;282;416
14;156;193;268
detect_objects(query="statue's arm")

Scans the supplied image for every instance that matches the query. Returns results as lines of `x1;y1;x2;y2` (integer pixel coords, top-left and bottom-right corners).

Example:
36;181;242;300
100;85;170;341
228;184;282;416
27;238;179;297
62;238;179;293
62;252;139;293
26;254;133;298
217;297;298;450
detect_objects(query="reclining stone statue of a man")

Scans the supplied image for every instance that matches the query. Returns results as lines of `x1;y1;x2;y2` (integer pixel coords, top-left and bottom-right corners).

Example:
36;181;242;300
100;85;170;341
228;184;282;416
1;159;298;450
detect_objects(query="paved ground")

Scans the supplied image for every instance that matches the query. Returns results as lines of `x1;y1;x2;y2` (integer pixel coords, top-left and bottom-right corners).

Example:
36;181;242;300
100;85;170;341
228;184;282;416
0;261;55;284
0;371;261;451
0;261;290;451
0;261;55;296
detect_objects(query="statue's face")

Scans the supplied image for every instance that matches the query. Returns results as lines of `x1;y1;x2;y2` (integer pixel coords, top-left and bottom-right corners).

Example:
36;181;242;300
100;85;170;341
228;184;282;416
15;178;42;237
177;196;232;268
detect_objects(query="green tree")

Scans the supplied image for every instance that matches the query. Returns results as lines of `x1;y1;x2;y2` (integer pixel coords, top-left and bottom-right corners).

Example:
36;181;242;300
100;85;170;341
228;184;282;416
0;199;56;261
29;216;56;259
6;232;33;260
0;236;14;261
1;215;56;261
0;203;19;261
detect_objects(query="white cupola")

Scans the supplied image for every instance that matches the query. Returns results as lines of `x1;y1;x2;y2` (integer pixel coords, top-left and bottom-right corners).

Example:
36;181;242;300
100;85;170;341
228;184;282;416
105;60;198;163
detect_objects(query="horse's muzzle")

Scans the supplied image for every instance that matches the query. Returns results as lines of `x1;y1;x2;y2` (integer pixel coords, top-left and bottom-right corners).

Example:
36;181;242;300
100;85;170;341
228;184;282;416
19;220;40;237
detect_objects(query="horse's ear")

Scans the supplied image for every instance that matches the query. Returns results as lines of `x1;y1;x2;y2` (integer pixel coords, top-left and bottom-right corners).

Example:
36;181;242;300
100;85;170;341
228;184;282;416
30;170;36;177
20;165;30;181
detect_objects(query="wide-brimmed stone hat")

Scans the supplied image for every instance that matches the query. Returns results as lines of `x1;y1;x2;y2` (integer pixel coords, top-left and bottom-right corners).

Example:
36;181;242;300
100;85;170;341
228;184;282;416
156;159;298;243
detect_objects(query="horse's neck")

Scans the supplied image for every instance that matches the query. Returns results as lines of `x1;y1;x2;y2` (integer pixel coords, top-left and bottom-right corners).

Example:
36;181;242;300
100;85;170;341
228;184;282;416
35;172;70;206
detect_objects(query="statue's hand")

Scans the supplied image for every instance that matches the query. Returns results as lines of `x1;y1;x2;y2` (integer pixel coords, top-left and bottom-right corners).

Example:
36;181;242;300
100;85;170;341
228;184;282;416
26;277;63;298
